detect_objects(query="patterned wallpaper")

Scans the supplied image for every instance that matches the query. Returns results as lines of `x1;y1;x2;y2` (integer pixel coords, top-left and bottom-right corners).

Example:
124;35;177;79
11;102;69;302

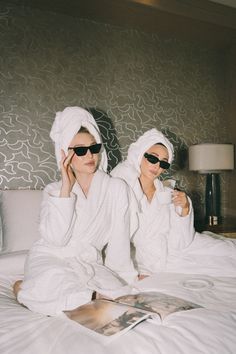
0;3;232;218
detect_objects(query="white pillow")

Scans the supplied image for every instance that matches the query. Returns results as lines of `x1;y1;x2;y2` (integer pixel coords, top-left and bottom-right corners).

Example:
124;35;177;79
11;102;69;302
0;250;28;275
0;190;42;253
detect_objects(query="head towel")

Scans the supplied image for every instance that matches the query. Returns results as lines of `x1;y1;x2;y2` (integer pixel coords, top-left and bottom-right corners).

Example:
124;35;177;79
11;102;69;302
50;106;108;171
127;128;174;173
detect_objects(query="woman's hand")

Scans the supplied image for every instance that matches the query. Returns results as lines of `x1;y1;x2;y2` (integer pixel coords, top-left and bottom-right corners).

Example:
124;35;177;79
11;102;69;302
138;274;149;281
60;149;76;197
172;190;190;217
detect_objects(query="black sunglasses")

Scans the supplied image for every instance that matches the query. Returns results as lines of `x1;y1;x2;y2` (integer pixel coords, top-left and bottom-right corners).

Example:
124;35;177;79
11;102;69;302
144;152;170;169
68;143;102;156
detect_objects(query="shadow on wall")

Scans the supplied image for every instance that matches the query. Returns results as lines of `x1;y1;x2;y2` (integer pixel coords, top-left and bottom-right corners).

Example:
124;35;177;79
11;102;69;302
162;127;203;218
162;128;188;171
160;127;189;186
190;191;203;220
88;108;122;172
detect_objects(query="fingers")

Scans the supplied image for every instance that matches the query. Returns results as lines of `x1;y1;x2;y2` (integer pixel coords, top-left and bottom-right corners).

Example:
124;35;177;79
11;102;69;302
60;149;76;184
172;190;189;209
172;190;190;216
60;149;74;168
138;274;149;281
60;150;76;197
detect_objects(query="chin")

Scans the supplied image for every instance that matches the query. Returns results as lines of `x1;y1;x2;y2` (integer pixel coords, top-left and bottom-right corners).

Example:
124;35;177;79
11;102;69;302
85;164;98;173
147;170;158;178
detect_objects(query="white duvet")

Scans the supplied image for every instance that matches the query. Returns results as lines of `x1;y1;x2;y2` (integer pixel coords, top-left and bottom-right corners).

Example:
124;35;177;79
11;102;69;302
1;267;236;353
166;231;236;277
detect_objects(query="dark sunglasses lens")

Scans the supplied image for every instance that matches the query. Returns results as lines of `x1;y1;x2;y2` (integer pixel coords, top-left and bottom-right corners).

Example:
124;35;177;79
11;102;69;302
73;144;102;156
89;143;102;154
144;153;170;169
160;161;170;169
74;147;87;156
144;153;159;164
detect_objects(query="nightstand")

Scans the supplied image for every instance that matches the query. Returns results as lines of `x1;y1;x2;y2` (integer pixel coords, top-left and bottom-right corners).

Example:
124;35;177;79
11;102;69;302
195;217;236;238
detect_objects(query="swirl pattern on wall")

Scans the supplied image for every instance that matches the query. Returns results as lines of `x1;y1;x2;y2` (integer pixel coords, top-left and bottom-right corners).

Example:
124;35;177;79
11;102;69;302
0;3;230;218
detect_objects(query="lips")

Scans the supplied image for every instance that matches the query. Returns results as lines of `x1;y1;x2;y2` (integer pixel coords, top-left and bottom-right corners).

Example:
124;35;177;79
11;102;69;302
85;161;95;167
149;169;158;175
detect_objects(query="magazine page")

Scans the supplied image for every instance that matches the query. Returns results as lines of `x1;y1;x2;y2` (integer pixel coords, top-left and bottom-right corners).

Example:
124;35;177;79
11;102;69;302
115;291;202;320
64;299;150;342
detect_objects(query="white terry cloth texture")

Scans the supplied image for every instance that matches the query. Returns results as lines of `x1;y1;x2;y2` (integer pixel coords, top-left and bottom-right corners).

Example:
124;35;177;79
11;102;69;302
17;171;137;316
16;106;137;316
50;106;108;171
111;129;195;275
126;128;174;174
111;128;175;189
111;129;236;278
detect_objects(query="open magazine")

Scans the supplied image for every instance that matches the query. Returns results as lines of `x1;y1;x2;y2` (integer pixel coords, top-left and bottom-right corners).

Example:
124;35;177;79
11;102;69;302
63;291;202;342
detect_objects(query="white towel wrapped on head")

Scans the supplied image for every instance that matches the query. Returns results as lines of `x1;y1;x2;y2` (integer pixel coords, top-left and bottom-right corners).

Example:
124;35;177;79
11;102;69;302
50;106;108;171
126;128;174;174
111;128;174;187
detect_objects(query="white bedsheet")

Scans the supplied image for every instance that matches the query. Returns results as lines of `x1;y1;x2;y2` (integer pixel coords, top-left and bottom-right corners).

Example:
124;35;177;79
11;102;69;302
166;231;236;277
0;272;236;354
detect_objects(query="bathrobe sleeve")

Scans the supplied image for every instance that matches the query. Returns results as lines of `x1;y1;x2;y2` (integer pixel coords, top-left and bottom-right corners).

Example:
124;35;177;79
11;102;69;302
104;178;138;283
168;196;195;250
39;182;77;246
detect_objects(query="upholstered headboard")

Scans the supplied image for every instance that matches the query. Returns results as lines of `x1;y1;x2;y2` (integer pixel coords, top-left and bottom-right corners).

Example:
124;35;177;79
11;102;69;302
0;190;43;274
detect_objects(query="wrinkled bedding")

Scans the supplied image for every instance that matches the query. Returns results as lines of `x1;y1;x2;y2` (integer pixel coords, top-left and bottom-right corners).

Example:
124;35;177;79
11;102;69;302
0;269;236;354
1;232;236;353
166;231;236;277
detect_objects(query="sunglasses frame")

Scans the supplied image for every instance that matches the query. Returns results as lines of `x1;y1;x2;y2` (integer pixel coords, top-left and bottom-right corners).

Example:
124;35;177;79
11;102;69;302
68;143;102;156
144;152;170;169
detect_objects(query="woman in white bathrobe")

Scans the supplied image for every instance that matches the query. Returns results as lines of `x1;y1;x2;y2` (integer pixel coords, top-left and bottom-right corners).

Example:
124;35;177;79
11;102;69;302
111;129;195;278
14;107;137;316
111;129;236;279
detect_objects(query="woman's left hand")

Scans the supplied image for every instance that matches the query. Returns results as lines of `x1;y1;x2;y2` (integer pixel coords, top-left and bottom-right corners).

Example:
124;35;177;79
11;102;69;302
172;190;190;217
138;274;149;281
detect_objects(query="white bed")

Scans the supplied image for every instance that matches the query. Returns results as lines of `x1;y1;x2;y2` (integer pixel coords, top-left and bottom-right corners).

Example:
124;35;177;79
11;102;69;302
0;190;236;354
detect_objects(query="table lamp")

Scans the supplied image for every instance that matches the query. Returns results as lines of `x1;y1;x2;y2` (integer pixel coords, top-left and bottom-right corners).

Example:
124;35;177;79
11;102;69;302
189;143;234;226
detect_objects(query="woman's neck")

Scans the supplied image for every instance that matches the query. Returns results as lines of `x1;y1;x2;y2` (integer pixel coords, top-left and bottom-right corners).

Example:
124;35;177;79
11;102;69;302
75;172;94;197
139;174;156;202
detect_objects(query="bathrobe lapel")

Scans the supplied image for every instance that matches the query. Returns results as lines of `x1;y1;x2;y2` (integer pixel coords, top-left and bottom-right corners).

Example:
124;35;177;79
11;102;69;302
72;170;111;245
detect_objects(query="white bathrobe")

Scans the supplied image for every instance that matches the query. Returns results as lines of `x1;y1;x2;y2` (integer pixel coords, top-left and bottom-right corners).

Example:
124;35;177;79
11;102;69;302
111;128;236;277
18;170;137;315
111;162;195;275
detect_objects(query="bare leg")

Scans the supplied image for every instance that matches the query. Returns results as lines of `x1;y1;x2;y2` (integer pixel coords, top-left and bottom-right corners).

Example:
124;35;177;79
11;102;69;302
13;280;22;297
95;292;112;300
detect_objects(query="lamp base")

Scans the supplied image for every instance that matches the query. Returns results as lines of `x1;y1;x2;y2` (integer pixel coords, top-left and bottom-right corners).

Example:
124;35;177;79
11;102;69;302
207;215;220;226
205;173;221;226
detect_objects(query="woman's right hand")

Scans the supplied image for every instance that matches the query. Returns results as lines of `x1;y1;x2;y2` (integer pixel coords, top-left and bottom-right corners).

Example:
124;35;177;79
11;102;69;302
60;149;76;197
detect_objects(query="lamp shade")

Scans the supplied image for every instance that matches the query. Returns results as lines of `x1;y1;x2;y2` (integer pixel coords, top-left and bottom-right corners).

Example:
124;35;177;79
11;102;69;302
189;143;234;173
